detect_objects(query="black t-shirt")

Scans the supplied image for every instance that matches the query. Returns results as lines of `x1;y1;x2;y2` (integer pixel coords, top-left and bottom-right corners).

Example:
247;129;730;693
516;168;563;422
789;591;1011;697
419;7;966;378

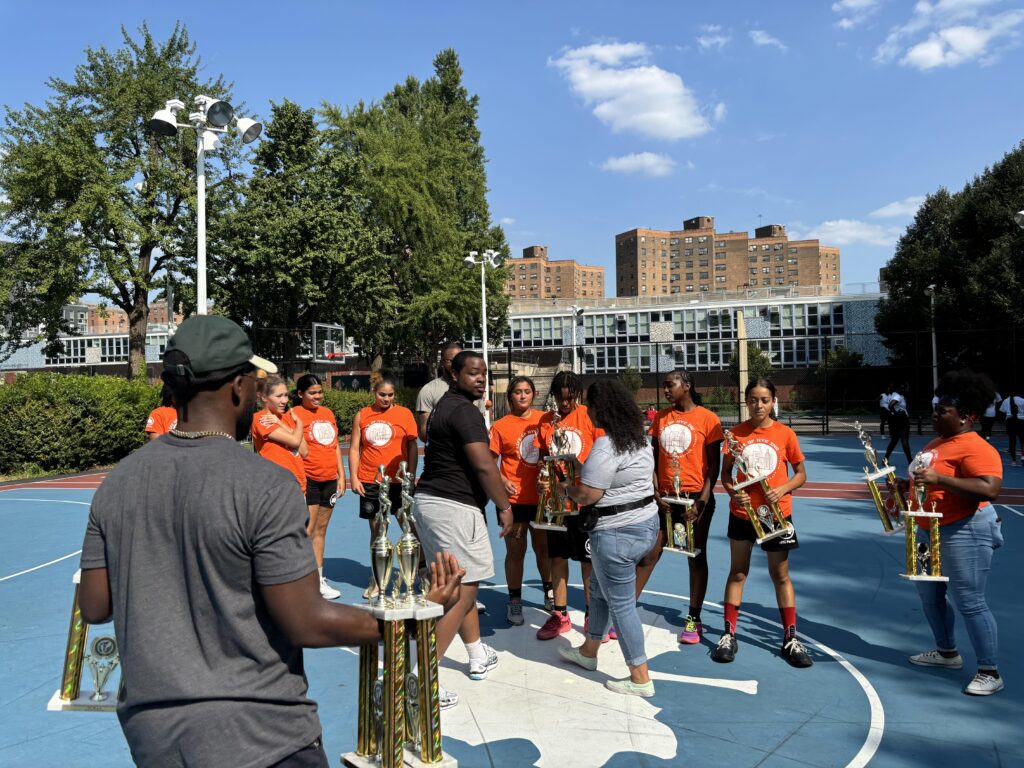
418;388;490;510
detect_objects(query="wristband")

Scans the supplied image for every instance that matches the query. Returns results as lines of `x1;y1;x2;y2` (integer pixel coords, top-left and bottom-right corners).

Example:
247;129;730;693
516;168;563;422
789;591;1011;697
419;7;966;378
499;504;513;516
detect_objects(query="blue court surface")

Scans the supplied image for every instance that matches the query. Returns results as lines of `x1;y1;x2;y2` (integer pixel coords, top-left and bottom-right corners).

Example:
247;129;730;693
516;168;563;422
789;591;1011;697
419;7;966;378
1;435;1022;767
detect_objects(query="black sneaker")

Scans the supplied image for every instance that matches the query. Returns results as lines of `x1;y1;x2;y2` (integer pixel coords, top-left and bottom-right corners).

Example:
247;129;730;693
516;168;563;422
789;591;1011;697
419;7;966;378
781;636;813;668
712;633;737;663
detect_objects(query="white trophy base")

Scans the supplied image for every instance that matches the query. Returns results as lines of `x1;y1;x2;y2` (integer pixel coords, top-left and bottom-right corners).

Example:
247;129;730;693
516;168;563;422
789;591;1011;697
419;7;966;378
662;546;701;558
755;526;792;545
356;601;444;621
733;474;768;491
904;510;942;519
529;521;567;532
881;524;906;536
662;497;695;508
899;573;950;582
47;689;115;712
342;749;458;768
864;466;897;482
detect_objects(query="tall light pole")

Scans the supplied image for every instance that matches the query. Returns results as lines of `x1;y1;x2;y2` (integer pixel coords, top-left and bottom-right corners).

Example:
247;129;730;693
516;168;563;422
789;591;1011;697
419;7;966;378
569;305;585;373
149;96;262;315
464;249;502;425
926;284;938;391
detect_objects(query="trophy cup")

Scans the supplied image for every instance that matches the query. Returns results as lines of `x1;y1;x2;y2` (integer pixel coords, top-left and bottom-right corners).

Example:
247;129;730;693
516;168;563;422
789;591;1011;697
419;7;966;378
343;465;457;768
47;569;120;713
898;453;948;583
854;421;906;534
660;453;700;557
530;394;577;532
723;429;793;544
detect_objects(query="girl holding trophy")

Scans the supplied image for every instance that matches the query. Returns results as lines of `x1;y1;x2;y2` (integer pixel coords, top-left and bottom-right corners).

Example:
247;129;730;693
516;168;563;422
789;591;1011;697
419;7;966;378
907;370;1004;696
642;370;723;645
716;378;812;668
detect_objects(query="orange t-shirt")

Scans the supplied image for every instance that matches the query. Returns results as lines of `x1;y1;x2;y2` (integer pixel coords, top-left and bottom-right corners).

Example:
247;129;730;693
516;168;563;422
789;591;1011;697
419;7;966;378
293;405;339;482
356;405;418;483
724;420;805;520
914;431;1003;527
145;406;177;435
251;409;307;493
537;404;604;463
489;410;543;505
649;406;724;494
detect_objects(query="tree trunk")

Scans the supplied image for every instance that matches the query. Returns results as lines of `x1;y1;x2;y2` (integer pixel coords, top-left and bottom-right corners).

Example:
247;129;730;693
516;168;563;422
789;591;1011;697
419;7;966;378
128;294;149;379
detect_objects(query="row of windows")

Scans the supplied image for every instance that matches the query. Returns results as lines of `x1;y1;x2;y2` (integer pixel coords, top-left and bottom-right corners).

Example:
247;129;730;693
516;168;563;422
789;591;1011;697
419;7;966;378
44;335;169;366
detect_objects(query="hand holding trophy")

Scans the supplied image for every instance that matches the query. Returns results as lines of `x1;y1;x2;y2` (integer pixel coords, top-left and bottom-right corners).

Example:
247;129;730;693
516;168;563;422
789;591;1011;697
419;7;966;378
723;429;793;544
853;421;906;534
898;452;948;583
531;393;575;532
660;453;700;557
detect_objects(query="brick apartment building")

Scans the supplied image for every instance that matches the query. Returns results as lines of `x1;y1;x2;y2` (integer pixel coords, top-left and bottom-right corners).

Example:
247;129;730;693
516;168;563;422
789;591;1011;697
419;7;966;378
615;216;840;297
506;245;605;301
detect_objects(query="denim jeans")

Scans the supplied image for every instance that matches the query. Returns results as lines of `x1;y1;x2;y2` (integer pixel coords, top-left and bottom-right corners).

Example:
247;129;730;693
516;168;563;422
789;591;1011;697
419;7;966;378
587;513;659;667
915;505;1003;669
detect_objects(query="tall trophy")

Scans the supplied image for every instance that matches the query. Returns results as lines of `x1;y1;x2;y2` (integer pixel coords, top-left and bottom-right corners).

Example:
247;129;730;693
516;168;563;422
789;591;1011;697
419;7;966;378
898;453;948;583
660;453;700;557
531;394;578;532
47;569;121;712
343;464;457;768
854;421;906;534
723;429;793;544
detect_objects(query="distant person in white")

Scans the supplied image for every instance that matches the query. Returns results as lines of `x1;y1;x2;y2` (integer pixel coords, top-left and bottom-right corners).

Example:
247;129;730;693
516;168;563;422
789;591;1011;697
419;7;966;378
1000;391;1024;466
980;391;1001;441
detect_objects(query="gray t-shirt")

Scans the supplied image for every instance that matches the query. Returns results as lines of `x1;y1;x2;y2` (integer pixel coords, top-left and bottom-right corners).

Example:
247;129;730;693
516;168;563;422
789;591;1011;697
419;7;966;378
581;435;657;530
416;377;452;415
81;435;320;768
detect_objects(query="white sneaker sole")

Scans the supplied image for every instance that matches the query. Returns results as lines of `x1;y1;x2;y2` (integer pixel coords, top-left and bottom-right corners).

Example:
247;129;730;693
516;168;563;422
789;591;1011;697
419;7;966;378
468;658;498;681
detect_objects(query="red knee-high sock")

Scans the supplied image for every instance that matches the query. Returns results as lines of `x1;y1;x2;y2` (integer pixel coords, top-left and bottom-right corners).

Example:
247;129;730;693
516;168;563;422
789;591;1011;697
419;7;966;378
780;606;797;639
724;603;740;636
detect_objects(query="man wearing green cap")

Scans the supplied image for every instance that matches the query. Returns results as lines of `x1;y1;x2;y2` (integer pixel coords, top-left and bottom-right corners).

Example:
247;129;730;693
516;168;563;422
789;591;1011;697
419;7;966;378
77;315;464;768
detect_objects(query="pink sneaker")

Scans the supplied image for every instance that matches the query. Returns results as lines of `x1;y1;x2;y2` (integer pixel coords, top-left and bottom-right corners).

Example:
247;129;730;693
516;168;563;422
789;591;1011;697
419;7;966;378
584;615;613;643
537;612;571;640
608;625;618;640
678;615;703;644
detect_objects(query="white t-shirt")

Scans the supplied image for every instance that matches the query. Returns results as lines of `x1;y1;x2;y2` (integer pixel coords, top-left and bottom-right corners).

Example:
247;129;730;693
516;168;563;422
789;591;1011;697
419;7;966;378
1001;396;1024;420
581;436;657;531
984;394;1001;419
888;392;908;415
879;393;890;408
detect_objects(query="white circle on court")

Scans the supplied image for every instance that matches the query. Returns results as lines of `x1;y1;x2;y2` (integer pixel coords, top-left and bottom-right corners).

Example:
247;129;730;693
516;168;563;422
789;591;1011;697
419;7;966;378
364;421;394;447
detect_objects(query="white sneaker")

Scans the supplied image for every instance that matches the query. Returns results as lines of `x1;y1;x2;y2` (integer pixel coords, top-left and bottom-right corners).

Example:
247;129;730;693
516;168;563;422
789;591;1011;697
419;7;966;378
476;600;486;614
319;578;341;600
438;685;459;710
909;650;963;669
468;643;498;680
964;672;1005;696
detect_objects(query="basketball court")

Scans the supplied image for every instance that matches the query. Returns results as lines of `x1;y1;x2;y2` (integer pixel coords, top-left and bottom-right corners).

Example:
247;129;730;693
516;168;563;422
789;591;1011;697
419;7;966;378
1;436;1021;767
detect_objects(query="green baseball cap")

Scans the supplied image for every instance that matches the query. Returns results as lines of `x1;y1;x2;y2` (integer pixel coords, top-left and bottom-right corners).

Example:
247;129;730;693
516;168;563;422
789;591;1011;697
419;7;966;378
163;315;277;378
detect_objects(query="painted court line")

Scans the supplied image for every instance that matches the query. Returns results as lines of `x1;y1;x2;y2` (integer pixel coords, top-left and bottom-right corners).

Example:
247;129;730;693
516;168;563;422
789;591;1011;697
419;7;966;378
0;498;91;508
0;550;81;582
1000;504;1024;518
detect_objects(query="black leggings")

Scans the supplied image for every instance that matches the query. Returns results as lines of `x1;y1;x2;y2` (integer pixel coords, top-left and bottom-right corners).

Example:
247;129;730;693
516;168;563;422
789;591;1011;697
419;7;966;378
885;413;912;463
1008;419;1022;460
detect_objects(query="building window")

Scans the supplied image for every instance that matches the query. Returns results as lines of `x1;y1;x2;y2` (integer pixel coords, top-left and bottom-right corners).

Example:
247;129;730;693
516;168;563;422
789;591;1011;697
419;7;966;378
748;245;757;252
762;244;771;251
749;268;758;275
684;237;693;243
699;272;709;279
684;249;693;256
716;241;726;247
716;276;727;283
776;266;784;274
774;243;783;250
750;279;758;286
685;285;694;292
670;250;679;258
715;251;726;260
641;248;646;256
670;238;679;245
762;267;771;274
685;273;693;280
789;247;798;254
699;259;709;267
698;236;708;243
698;248;708;255
715;264;727;272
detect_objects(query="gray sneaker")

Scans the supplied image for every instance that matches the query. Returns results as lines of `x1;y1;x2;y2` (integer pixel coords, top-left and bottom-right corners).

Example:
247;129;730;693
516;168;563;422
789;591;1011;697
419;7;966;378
964;672;1004;696
506;598;524;626
909;650;963;669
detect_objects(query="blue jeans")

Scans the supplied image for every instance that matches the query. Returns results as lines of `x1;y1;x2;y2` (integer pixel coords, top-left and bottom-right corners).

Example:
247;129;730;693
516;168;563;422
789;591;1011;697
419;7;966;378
586;513;659;667
915;505;1003;669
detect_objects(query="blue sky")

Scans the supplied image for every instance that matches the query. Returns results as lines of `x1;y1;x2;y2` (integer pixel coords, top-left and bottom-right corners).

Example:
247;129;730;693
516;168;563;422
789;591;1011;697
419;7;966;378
4;0;1024;291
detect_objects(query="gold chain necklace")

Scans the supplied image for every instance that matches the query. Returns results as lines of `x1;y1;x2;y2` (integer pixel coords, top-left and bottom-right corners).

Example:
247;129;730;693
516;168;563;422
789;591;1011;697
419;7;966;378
169;429;235;440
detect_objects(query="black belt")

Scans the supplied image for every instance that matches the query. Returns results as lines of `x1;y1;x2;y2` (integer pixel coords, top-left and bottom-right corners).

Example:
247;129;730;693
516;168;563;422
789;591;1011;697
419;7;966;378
592;495;656;517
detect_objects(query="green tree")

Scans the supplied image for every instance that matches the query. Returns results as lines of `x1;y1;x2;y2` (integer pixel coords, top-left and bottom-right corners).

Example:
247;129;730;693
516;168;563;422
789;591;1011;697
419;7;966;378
322;49;509;365
0;24;248;375
211;99;395;371
728;344;775;384
619;366;643;395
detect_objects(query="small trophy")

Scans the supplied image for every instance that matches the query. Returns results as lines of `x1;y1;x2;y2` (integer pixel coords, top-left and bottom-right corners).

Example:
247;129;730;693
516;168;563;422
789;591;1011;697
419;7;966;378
661;454;700;557
854;421;906;535
898;453;948;583
531;394;577;532
723;429;793;544
343;466;456;768
86;636;119;702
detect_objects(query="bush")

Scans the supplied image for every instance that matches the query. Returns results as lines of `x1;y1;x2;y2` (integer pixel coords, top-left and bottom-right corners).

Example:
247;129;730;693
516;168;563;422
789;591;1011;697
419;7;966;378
0;373;159;474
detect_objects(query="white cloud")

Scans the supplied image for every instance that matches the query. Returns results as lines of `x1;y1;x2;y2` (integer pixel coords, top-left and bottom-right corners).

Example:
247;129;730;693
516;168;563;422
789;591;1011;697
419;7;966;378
498;217;516;226
697;24;732;50
790;218;902;246
749;30;787;51
833;0;882;29
713;102;727;122
875;2;1024;69
550;42;712;140
869;195;926;217
600;152;676;177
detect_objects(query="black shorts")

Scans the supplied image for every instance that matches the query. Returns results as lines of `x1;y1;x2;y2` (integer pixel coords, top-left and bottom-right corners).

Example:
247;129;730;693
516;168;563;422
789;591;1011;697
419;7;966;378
305;478;339;508
657;492;716;537
727;511;799;551
359;482;405;520
506;503;536;524
546;515;591;562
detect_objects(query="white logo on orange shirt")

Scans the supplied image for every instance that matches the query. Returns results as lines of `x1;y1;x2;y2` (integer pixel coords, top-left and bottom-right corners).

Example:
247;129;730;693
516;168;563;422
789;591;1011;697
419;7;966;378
555;428;583;458
660;422;693;455
311;421;336;446
740;442;778;478
518;430;540;465
364;421;394;447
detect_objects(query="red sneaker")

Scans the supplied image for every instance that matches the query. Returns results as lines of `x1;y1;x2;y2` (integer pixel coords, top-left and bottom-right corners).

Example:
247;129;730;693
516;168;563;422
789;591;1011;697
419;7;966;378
536;612;571;640
607;625;618;640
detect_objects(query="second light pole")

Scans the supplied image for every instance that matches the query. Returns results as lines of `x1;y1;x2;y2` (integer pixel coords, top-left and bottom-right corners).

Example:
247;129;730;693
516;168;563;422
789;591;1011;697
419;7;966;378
464;249;502;425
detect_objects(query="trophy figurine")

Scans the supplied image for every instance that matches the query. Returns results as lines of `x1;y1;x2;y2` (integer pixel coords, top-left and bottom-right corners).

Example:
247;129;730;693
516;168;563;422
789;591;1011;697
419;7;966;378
370;466;395;609
898;453;948;583
854;421;906;534
86;636;119;702
723;429;793;544
394;461;423;607
531;394;576;532
660;453;700;557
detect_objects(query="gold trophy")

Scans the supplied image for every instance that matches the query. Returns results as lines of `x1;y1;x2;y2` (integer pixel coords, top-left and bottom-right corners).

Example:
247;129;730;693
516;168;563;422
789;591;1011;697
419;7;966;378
530;393;578;532
47;569;121;712
343;465;457;768
723;429;793;544
660;453;700;557
854;421;906;534
898;453;948;583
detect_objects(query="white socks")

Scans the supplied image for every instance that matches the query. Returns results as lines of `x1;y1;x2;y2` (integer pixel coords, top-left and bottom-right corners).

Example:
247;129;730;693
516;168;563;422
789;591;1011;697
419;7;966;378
464;639;487;661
